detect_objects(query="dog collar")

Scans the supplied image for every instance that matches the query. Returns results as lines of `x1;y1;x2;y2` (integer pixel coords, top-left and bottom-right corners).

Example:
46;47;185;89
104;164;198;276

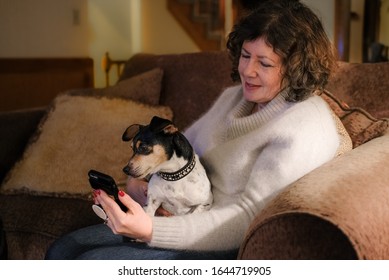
157;152;196;181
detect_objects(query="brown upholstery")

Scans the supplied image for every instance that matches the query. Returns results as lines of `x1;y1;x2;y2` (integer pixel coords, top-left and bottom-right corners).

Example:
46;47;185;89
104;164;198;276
326;61;389;119
119;52;236;130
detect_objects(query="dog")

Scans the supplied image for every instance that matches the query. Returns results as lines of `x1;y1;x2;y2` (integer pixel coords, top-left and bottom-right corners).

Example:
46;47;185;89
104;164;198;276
122;116;213;216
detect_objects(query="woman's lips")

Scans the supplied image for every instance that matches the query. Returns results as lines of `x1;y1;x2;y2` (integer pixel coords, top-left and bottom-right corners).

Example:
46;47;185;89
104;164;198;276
245;82;261;90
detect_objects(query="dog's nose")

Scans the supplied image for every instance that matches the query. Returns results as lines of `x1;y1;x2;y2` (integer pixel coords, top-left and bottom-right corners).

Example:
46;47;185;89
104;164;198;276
123;166;130;175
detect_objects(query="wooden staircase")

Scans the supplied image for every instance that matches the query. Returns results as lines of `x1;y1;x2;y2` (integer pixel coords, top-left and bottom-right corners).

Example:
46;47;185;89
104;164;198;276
167;0;236;51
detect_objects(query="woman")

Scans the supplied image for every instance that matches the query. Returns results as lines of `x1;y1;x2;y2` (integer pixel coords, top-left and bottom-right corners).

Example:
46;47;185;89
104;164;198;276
46;0;351;259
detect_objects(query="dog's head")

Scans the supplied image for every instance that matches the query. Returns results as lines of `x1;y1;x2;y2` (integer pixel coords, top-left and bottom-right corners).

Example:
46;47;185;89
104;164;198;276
122;116;192;178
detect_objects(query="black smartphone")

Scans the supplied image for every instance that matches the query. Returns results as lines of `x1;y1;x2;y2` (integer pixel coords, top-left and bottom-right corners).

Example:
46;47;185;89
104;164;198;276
88;169;127;212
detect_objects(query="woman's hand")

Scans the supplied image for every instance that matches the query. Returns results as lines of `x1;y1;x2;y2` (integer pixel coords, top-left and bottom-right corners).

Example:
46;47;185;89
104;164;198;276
94;189;153;242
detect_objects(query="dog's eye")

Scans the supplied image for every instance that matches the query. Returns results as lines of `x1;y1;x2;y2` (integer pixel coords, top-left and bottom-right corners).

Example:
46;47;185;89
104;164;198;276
136;143;151;154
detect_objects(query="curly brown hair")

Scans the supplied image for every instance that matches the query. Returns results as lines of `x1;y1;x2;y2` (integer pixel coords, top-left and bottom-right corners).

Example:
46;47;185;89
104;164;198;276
226;0;337;102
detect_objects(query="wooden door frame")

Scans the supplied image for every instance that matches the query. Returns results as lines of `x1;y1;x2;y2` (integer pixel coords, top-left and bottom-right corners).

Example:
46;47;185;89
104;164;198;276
334;0;351;61
334;0;382;62
362;0;381;62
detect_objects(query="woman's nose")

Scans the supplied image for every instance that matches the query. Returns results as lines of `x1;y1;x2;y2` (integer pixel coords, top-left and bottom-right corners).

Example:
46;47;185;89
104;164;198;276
243;60;257;78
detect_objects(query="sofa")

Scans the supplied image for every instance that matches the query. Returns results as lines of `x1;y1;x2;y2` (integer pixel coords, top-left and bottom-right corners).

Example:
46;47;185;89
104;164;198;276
0;51;388;260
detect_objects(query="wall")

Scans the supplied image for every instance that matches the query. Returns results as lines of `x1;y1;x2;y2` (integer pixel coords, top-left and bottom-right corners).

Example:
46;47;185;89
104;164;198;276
303;0;335;42
140;0;200;55
88;0;200;87
349;0;365;63
87;0;133;88
380;0;389;45
0;0;88;57
302;0;364;63
0;0;198;88
0;0;351;88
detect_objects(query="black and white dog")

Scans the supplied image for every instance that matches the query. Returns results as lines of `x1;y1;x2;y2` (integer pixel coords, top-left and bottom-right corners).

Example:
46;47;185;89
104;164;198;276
122;116;213;216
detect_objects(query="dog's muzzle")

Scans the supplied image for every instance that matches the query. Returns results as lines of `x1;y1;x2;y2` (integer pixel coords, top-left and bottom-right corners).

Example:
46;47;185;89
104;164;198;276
123;165;145;178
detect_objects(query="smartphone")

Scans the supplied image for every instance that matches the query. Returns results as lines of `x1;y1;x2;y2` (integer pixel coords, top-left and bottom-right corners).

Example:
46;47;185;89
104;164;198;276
88;169;127;212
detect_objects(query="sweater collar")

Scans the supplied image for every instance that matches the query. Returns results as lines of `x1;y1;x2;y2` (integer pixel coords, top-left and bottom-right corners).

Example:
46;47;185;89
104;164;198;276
226;87;292;138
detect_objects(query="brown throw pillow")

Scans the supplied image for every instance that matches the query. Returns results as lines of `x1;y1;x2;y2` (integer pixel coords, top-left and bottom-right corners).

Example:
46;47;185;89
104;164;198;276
0;94;173;199
318;90;388;148
68;68;163;105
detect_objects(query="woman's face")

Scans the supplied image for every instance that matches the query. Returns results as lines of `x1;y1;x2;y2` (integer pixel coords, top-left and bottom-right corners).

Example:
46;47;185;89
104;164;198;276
238;37;284;104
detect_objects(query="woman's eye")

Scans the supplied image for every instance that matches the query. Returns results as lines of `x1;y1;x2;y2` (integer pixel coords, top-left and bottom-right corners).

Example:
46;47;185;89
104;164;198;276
260;62;272;68
240;53;250;59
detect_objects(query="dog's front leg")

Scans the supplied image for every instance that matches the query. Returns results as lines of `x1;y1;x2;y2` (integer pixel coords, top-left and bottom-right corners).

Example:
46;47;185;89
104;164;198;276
144;194;161;216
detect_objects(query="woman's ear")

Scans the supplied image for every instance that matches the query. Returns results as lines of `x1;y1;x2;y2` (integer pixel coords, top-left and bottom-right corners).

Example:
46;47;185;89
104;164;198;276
122;124;142;142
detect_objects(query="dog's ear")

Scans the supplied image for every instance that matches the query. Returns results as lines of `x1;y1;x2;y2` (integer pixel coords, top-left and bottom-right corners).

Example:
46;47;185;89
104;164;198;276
172;133;192;159
162;124;178;135
122;124;142;142
150;116;178;135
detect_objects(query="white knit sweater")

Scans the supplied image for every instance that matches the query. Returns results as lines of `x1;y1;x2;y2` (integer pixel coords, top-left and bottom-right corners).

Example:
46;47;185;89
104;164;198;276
149;85;341;251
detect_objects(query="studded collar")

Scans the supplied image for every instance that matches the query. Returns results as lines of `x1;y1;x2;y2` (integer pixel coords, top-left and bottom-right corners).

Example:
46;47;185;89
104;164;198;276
157;151;196;181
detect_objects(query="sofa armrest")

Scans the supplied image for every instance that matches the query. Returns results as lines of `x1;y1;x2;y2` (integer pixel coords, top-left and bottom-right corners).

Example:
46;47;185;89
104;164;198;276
0;108;45;183
239;132;389;259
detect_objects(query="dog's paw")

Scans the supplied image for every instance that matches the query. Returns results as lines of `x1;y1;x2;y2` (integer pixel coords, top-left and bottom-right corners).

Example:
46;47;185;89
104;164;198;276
155;206;174;217
192;203;212;213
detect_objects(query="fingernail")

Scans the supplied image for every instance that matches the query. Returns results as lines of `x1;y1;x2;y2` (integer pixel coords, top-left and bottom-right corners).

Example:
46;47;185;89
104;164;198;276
94;190;101;195
119;190;125;197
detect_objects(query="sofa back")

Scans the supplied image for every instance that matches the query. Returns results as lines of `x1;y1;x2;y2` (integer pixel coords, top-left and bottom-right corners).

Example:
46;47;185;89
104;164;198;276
326;61;389;119
119;51;235;130
119;51;389;130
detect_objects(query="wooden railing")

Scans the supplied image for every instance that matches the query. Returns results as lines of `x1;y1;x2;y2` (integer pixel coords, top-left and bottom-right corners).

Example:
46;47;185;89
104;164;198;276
167;0;238;51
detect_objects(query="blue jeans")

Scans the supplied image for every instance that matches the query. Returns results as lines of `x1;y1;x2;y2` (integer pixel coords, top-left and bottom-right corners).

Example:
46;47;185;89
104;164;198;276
45;224;238;260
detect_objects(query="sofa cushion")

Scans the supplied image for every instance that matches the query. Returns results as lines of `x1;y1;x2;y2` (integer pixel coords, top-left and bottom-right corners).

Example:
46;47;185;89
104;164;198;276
318;90;388;148
119;52;236;130
69;67;164;105
0;108;45;184
0;94;173;198
326;61;389;119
